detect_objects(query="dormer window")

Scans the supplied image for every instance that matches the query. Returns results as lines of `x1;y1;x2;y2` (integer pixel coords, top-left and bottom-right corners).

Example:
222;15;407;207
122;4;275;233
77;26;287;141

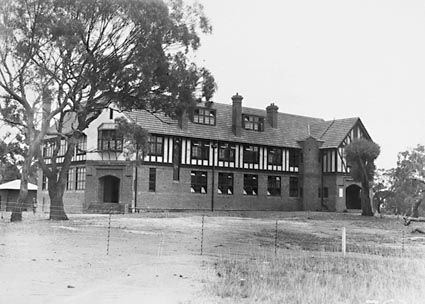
242;115;264;131
193;108;216;125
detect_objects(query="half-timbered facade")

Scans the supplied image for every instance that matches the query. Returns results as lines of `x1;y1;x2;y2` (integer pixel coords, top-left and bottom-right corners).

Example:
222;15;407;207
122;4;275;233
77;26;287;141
37;94;372;213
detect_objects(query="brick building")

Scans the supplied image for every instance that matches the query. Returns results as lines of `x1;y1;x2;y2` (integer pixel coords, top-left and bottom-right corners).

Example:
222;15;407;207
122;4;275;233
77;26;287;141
37;94;371;213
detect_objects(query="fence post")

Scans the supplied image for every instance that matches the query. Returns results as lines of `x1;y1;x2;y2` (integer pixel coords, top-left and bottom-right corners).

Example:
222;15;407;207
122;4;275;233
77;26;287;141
106;210;112;256
402;229;405;256
200;214;205;256
342;227;346;257
274;220;278;256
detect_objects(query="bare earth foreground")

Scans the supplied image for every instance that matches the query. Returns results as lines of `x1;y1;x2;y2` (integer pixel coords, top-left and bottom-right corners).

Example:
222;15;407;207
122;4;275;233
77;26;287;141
1;211;425;303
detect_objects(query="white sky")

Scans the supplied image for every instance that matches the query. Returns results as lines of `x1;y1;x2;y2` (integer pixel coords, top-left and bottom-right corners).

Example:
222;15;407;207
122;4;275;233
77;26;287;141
195;0;425;169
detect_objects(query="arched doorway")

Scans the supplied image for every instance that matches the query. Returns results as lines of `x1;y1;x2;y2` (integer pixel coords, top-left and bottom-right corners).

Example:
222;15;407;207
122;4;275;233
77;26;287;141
99;176;120;203
346;184;362;209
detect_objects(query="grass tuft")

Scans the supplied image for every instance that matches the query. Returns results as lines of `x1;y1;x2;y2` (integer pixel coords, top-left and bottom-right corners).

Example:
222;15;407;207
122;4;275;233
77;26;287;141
209;251;425;304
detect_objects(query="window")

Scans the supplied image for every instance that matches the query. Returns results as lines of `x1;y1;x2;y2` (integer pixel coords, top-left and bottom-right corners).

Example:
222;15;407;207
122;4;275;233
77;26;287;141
76;167;86;190
191;171;207;194
218;143;236;162
243;174;258;196
318;187;329;198
59;139;67;156
149;168;156;192
191;140;209;160
243;145;259;164
98;129;123;152
193;108;216;125
218;173;233;195
267;148;282;166
67;168;75;190
289;177;299;197
323;187;329;198
76;135;87;154
267;176;281;196
289;149;302;168
148;135;164;156
243;115;264;131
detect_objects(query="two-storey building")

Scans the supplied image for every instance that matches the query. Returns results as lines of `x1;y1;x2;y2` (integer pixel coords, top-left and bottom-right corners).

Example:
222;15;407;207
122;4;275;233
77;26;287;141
37;93;372;213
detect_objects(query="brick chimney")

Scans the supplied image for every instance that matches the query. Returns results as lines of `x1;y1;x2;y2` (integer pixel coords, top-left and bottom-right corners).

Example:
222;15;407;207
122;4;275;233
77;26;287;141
178;109;189;130
232;93;243;136
266;103;279;128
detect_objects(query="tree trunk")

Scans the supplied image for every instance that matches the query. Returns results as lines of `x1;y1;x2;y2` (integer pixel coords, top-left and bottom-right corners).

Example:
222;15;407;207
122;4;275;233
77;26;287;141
10;154;32;222
411;198;422;218
361;182;373;216
48;178;68;221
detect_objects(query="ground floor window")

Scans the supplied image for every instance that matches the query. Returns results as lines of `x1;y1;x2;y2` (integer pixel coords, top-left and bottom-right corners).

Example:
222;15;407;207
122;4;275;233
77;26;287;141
289;176;299;197
67;168;75;190
65;167;86;190
318;187;329;198
218;173;233;195
267;176;281;196
191;171;207;194
149;168;156;192
243;174;258;196
76;167;86;190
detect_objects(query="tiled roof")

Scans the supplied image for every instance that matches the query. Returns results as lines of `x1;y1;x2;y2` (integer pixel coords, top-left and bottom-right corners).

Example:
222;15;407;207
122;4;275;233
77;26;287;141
124;102;362;149
313;117;360;148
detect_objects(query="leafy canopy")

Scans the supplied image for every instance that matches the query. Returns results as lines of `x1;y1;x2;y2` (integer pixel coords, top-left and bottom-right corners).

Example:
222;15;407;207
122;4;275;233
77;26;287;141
345;138;380;183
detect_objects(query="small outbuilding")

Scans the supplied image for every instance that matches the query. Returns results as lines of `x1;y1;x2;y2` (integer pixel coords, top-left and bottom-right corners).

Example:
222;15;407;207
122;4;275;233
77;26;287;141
0;180;37;211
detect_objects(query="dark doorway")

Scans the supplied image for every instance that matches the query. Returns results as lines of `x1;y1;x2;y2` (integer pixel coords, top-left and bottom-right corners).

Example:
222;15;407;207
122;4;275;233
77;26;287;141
99;176;120;203
346;184;362;209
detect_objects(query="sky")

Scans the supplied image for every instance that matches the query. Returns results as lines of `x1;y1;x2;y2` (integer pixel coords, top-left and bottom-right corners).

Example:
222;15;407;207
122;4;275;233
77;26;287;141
194;0;425;169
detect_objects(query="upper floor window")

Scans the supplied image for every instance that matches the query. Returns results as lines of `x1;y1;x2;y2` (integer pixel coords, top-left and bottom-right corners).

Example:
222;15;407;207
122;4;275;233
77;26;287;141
218;143;236;162
148;135;164;156
243;145;259;164
191;140;210;160
267;147;282;166
42;141;54;158
193;108;216;125
76;135;87;155
98;129;123;152
289;149;302;168
243;115;264;131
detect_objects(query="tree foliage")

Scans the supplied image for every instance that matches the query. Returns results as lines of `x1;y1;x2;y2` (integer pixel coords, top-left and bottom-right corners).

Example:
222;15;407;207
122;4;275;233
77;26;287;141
0;0;216;221
387;145;425;217
345;138;380;216
115;116;149;163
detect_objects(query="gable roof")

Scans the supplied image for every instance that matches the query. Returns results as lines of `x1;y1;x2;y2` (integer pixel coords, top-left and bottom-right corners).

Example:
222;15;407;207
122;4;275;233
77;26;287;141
0;180;37;191
311;117;361;149
46;101;371;149
124;102;326;148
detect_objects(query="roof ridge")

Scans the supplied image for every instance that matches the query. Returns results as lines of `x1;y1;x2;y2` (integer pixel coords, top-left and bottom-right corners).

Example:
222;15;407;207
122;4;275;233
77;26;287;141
319;119;336;139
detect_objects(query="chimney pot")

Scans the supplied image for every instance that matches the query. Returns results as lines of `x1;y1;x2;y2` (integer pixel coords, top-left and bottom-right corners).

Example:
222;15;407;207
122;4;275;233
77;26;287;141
266;103;279;128
231;93;243;136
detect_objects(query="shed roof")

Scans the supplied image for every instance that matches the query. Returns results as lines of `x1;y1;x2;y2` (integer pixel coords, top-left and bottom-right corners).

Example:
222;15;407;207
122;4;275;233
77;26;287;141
0;180;37;191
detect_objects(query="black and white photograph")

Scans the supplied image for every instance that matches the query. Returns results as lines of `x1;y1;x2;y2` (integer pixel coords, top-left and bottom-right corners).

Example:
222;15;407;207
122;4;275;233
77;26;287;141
1;0;425;303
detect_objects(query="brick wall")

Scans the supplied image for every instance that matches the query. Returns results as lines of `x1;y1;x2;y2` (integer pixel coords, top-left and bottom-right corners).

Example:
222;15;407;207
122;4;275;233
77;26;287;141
135;165;302;211
300;137;322;211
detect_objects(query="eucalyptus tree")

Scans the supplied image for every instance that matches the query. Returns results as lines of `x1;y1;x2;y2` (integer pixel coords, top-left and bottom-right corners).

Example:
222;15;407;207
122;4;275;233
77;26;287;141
0;0;216;221
345;138;380;216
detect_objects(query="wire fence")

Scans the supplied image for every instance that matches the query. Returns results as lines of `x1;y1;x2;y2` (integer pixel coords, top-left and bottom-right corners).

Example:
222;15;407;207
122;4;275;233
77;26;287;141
1;208;424;262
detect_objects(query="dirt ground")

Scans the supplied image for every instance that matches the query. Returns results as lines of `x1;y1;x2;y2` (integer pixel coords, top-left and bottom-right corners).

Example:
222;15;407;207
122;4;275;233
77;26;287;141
1;211;424;303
